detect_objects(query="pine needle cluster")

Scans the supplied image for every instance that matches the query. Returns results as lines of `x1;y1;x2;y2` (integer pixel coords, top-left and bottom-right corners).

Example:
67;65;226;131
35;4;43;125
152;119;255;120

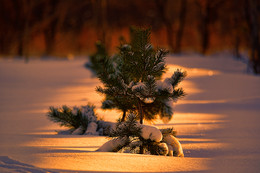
47;105;97;132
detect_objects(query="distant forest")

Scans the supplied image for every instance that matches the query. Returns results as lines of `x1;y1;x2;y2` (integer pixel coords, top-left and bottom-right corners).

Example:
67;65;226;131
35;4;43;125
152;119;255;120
0;0;260;72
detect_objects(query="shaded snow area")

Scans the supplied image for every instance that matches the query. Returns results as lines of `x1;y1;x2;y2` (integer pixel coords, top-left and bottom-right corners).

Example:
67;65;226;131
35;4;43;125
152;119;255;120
0;55;260;172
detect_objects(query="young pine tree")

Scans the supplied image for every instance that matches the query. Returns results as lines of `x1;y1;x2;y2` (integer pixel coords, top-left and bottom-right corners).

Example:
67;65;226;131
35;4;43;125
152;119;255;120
95;27;186;124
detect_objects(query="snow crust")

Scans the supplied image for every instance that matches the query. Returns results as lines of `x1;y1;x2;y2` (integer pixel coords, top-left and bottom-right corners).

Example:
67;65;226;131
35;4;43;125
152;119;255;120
1;55;260;172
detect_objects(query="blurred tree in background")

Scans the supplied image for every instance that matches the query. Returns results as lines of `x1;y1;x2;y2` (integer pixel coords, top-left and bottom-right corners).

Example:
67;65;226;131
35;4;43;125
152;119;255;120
0;0;259;72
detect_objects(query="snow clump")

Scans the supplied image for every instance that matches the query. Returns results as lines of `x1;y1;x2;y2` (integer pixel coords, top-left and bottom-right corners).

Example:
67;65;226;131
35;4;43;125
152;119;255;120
162;134;184;157
140;124;163;142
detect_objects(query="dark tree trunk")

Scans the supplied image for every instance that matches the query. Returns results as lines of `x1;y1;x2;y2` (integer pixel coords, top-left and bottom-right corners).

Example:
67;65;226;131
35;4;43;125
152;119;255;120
44;19;58;55
12;0;25;57
196;0;224;55
198;0;211;55
17;35;24;56
234;35;241;59
95;0;110;51
18;8;31;59
201;14;210;55
155;0;174;51
175;0;187;53
165;22;174;52
232;1;241;59
43;0;59;55
244;0;260;73
196;0;210;55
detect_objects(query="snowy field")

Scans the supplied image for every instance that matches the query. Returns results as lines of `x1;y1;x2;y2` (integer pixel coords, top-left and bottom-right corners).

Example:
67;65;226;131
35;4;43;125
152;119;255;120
0;54;260;172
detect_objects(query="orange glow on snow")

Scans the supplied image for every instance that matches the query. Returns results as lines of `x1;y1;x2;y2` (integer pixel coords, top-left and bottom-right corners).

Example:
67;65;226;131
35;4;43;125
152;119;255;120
19;60;226;172
164;64;221;78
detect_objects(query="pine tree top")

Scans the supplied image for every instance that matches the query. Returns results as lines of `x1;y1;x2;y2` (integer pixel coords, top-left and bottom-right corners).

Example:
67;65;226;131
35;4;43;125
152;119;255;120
118;27;168;82
130;26;151;52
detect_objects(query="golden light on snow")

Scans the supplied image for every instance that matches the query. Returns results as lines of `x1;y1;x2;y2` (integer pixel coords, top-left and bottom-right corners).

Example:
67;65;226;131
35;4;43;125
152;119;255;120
20;132;214;172
208;70;214;76
178;80;202;94
165;64;221;78
1;56;259;172
21;131;214;172
178;99;227;104
22;136;107;151
37;153;210;172
155;112;226;136
171;113;225;124
19;60;226;172
57;85;101;105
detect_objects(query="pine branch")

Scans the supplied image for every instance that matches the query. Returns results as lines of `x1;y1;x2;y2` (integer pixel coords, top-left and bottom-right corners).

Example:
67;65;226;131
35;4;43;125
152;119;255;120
101;100;116;109
144;75;157;95
167;69;187;88
47;105;97;132
47;106;80;129
171;88;186;101
159;101;174;122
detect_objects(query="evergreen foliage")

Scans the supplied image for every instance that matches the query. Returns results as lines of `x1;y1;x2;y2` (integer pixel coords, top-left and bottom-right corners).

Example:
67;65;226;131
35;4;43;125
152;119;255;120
109;113;161;154
95;27;186;124
47;105;97;132
85;41;109;76
108;113;141;153
110;113;142;139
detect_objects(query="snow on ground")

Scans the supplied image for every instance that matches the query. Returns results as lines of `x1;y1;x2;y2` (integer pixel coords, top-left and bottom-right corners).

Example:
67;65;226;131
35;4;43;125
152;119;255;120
0;54;260;172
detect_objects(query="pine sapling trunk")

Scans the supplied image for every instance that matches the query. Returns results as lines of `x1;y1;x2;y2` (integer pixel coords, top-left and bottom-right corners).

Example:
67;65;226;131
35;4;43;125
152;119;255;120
137;99;144;154
121;110;127;122
139;145;144;154
138;99;143;124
